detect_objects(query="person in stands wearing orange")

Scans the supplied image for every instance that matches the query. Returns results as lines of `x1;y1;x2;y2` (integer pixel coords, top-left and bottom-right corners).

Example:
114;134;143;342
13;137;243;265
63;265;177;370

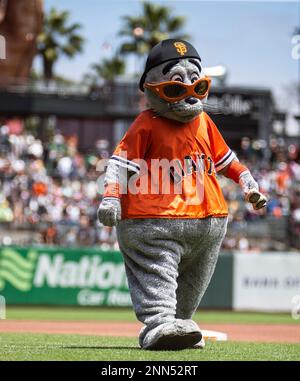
98;39;267;350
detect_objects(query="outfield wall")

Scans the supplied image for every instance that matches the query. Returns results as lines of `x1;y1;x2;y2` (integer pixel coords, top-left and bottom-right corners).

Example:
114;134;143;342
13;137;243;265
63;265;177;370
202;251;300;312
0;246;299;312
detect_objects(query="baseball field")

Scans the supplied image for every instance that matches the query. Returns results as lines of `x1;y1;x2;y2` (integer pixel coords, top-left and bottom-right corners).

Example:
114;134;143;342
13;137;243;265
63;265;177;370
0;307;299;361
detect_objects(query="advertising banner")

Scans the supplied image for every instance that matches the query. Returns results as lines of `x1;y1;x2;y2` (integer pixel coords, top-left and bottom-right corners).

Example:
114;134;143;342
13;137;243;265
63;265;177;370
2;246;299;311
0;246;131;306
233;252;300;312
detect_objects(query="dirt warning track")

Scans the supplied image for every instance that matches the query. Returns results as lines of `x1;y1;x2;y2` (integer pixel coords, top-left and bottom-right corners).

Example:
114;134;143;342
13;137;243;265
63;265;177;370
0;320;299;344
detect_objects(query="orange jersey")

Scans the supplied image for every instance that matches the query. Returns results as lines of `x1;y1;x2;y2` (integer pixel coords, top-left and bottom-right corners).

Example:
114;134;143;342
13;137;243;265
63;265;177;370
111;109;235;219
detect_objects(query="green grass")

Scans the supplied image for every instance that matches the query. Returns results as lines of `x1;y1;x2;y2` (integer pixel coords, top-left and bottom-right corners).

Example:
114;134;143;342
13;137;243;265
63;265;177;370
6;307;299;325
1;308;299;361
0;332;299;361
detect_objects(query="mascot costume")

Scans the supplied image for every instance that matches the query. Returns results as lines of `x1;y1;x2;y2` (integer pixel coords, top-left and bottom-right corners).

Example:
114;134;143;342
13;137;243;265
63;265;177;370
98;39;267;350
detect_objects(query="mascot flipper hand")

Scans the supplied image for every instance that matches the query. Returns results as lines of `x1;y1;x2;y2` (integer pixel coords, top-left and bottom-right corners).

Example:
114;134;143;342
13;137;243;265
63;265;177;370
98;161;125;226
97;198;121;227
98;39;267;350
221;160;267;210
239;172;267;210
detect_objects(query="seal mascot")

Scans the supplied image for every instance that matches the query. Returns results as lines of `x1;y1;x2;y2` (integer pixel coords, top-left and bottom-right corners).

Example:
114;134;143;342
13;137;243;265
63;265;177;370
98;39;267;350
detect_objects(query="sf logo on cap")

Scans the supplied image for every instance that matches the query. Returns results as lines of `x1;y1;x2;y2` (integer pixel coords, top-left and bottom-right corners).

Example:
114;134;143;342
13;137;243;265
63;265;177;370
174;42;187;56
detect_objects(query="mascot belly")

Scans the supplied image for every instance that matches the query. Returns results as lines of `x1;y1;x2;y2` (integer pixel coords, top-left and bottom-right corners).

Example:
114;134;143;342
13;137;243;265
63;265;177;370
98;39;267;350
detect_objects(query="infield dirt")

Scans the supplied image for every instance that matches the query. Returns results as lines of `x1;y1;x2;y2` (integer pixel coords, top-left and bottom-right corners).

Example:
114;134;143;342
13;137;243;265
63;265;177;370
0;320;299;344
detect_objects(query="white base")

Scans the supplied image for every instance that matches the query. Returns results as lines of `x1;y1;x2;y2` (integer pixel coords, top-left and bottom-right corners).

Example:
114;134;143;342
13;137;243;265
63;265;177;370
202;329;228;341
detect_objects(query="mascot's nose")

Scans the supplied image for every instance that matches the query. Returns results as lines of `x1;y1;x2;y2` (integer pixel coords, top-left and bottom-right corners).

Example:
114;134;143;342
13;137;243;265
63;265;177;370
185;97;198;105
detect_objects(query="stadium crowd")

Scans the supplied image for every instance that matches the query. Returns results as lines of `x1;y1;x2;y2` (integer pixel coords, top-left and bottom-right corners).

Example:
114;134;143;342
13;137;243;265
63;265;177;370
0;124;299;251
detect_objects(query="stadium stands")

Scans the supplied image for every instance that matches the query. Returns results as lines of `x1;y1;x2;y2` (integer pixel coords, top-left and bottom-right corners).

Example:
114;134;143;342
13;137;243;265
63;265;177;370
0;125;299;251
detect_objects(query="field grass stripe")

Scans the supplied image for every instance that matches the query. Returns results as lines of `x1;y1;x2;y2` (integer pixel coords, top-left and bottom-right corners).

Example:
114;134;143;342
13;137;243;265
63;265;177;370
1;249;36;271
0;259;33;281
0;269;31;291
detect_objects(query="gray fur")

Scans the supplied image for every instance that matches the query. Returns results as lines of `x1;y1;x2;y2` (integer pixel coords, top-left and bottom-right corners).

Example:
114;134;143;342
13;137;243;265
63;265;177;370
239;171;258;192
117;217;228;348
141;319;202;350
239;171;267;209
145;59;206;123
97;161;127;227
97;198;121;227
104;160;128;186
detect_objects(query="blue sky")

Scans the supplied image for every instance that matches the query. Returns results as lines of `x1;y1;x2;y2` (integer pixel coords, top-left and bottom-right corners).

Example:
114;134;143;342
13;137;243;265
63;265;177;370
36;0;299;107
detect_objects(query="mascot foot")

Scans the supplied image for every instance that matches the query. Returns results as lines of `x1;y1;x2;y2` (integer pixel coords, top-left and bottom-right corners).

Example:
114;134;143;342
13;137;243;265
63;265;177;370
141;319;202;350
193;337;205;349
147;331;202;351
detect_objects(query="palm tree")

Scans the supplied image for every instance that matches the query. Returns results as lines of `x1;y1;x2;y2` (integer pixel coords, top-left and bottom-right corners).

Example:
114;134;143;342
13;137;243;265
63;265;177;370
37;8;84;81
83;56;126;101
119;2;190;59
90;56;125;84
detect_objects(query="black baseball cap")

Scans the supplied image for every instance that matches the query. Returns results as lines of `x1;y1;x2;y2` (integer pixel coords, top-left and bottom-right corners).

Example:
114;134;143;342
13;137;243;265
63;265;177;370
139;39;201;92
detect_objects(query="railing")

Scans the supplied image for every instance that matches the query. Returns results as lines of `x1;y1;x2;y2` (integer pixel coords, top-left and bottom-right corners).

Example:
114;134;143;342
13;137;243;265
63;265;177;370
0;78;90;95
0;78;144;110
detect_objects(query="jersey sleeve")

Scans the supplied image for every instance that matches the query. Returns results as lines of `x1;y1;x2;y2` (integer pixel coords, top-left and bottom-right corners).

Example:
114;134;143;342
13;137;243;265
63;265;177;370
205;113;236;172
110;112;152;175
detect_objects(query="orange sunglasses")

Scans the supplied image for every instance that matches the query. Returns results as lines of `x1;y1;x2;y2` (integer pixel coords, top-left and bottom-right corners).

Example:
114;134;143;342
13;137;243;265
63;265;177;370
144;76;211;103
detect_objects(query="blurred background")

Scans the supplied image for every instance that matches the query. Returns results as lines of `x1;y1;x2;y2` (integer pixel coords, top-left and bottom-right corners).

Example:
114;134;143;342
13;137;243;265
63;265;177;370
0;0;299;252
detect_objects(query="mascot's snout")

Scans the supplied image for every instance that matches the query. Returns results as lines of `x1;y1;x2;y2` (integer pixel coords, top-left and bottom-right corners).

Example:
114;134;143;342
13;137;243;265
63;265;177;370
185;97;198;105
